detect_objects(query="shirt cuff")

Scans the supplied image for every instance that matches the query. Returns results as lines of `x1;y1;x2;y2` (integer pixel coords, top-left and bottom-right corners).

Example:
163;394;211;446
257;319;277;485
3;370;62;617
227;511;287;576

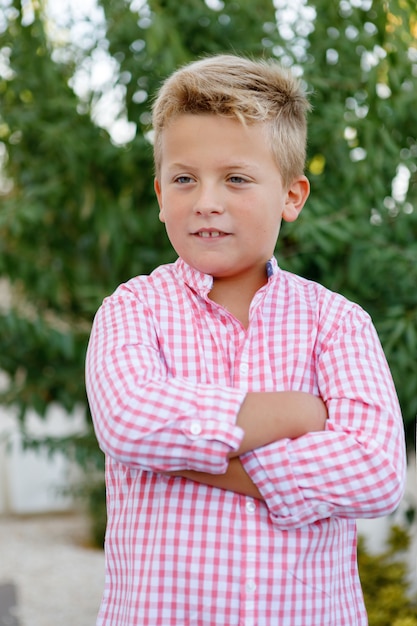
182;416;244;474
176;384;246;473
241;437;335;528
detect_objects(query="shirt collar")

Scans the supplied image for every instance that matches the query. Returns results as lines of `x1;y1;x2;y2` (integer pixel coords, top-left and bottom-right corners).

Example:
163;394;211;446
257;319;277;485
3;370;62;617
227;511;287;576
174;257;279;296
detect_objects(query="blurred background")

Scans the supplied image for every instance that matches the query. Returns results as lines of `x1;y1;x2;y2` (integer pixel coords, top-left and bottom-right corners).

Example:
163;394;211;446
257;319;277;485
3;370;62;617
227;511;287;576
0;0;416;624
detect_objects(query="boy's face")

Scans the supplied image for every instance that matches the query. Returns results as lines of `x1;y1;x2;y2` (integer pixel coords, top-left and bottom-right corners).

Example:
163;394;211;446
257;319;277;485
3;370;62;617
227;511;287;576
155;114;309;287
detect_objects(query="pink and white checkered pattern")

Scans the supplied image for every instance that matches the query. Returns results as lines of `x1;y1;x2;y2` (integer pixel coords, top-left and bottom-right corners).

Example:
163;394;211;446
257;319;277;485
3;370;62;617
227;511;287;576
86;256;406;626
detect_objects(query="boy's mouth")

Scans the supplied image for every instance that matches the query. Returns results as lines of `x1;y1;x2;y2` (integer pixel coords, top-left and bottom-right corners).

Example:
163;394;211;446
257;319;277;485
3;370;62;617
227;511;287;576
194;229;228;238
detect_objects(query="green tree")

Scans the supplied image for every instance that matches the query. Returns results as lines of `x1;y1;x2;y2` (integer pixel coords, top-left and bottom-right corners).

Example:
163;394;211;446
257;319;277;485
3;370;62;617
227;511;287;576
277;0;417;442
0;0;416;482
358;525;417;625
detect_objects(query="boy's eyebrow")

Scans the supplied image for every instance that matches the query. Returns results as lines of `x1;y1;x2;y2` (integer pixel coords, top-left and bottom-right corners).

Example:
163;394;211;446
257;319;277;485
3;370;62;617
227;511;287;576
166;160;260;171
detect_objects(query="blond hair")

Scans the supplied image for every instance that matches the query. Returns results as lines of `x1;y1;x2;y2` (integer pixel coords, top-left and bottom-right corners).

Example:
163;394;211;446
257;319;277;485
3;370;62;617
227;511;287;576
151;54;311;188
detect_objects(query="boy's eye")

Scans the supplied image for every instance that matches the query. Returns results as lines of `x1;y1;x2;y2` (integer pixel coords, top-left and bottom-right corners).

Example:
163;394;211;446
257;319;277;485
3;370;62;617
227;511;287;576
228;175;247;184
175;175;193;184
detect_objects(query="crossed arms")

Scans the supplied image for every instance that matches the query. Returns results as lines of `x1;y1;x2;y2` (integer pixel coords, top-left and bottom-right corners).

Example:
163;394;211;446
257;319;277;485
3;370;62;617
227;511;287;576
169;390;327;500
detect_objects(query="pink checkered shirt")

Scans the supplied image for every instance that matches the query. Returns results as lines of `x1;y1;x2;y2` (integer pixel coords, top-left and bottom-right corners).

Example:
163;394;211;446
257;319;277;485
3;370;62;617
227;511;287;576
86;256;406;626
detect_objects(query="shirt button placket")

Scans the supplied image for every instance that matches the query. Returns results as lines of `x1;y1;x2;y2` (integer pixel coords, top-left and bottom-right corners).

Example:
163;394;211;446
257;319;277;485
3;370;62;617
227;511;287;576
245;500;256;514
239;362;249;375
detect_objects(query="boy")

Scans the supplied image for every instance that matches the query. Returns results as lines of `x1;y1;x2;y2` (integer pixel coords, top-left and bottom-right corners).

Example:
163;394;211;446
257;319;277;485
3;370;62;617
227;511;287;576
85;55;406;625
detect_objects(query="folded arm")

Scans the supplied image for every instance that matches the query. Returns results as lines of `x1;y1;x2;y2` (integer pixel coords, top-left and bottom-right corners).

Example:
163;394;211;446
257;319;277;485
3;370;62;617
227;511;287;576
240;308;406;526
169;390;327;498
86;286;246;474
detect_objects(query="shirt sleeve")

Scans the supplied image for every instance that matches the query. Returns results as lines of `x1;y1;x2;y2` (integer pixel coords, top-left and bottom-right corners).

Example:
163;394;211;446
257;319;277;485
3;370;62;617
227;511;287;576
85;285;245;474
241;304;407;528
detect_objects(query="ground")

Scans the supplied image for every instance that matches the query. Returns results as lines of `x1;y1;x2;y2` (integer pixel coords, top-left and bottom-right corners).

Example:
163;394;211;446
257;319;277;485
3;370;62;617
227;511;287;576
0;512;104;626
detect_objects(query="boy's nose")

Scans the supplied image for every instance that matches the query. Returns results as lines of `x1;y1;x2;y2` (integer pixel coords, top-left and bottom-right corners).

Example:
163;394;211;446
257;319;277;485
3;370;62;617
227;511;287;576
193;186;225;215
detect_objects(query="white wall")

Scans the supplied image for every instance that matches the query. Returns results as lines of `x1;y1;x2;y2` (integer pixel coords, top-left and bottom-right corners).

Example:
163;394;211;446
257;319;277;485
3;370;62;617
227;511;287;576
0;404;86;514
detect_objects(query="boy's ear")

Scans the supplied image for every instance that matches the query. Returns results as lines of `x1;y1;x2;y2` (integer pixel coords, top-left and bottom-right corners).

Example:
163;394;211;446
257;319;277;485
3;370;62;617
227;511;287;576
154;178;165;222
282;175;310;223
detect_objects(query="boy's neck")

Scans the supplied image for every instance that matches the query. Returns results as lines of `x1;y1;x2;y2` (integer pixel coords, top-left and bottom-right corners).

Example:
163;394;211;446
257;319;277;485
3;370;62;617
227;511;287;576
208;269;268;329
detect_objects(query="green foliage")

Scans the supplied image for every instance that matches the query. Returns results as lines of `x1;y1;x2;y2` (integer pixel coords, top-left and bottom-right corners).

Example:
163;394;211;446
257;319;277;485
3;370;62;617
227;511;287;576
276;0;417;441
0;0;416;486
358;525;417;625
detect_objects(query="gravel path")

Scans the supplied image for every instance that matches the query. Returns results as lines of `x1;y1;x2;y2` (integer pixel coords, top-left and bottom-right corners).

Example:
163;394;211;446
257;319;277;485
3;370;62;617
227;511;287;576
0;513;105;626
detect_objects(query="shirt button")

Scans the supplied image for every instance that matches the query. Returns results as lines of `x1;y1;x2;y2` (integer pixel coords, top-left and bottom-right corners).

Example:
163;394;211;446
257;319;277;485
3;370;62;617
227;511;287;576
246;579;256;593
189;422;202;436
239;363;249;374
245;500;256;513
317;503;330;516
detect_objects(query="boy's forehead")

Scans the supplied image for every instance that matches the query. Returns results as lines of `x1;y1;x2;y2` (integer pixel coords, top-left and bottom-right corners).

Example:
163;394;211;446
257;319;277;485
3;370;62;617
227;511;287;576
160;112;270;144
157;114;279;175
